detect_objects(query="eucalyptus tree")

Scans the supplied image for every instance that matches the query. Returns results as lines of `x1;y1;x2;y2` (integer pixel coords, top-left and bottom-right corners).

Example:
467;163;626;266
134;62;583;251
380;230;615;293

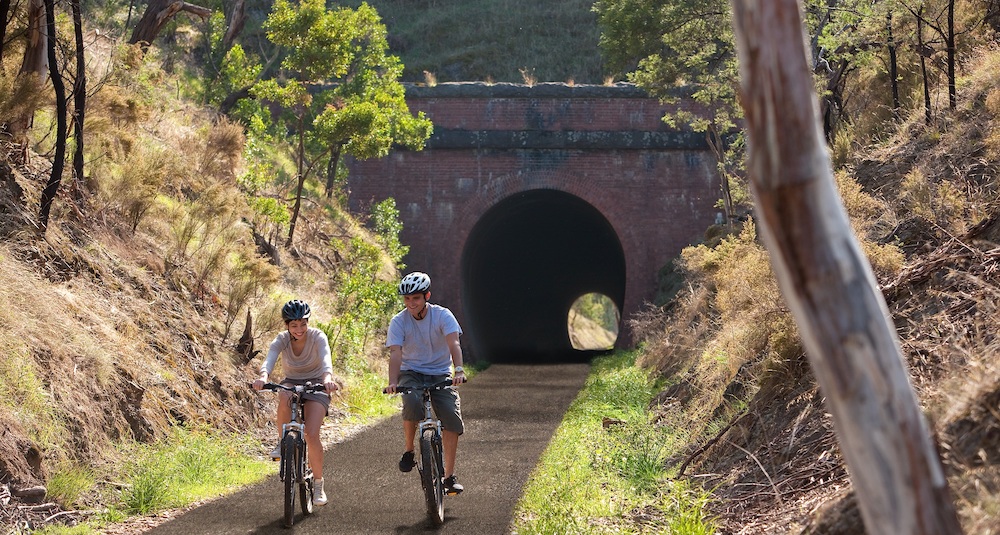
256;0;430;247
730;1;962;532
310;5;432;201
593;0;892;220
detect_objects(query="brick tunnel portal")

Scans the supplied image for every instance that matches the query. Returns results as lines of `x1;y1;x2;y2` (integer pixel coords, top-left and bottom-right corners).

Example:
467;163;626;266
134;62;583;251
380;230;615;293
461;189;626;364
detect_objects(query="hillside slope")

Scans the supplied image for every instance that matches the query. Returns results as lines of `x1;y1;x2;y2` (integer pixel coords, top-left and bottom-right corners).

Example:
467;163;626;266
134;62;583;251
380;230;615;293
342;0;606;84
638;51;1000;533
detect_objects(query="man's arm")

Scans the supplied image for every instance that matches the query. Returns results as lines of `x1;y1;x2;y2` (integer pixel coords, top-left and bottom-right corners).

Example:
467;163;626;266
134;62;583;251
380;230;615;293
446;332;465;384
387;345;403;392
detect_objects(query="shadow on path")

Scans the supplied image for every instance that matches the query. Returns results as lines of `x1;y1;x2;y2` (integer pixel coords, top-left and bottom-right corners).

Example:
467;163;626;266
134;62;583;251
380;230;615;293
143;363;591;534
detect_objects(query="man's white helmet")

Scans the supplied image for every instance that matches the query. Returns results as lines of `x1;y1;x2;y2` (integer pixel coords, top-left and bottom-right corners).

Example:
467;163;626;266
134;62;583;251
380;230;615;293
398;272;431;295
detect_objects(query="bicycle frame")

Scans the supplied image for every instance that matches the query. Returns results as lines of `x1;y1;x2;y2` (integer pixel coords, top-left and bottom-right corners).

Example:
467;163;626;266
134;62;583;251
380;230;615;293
389;379;452;526
262;382;324;527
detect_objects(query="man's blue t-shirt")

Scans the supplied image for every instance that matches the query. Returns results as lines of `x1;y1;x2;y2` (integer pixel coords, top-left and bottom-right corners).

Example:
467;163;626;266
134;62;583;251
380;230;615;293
386;303;462;375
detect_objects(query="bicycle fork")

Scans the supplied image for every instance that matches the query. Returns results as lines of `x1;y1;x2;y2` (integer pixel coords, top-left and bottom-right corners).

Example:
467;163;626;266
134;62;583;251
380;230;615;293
280;422;308;483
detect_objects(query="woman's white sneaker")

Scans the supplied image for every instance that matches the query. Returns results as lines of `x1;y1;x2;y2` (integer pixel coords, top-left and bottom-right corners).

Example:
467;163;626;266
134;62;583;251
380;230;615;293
313;478;328;506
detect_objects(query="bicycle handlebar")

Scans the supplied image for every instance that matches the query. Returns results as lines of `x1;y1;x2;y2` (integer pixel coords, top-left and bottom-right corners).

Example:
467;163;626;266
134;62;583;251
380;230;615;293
260;382;327;393
383;379;454;395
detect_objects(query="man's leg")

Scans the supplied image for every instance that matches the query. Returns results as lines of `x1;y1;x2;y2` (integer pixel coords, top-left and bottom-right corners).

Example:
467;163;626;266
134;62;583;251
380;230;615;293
442;430;459;477
403;419;417;452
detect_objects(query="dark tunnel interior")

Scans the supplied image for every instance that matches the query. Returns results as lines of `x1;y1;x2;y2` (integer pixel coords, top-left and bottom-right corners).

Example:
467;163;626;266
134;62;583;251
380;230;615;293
461;189;626;364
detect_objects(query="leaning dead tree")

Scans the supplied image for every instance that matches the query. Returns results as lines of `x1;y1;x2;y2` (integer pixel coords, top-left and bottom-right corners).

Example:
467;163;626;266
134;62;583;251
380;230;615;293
728;1;963;534
129;0;211;49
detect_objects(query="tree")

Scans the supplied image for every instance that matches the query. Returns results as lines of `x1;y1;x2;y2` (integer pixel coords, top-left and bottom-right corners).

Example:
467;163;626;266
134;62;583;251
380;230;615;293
129;0;212;50
901;0;960;110
38;0;68;233
258;0;430;247
71;0;86;192
729;1;963;533
312;14;433;200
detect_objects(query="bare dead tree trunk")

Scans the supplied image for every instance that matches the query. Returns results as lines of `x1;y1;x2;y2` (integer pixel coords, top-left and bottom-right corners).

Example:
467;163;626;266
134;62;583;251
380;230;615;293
0;0;11;65
129;0;211;50
38;0;68;233
19;0;47;78
71;0;86;193
917;8;933;125
887;10;901;114
728;1;963;534
946;0;956;109
222;0;247;51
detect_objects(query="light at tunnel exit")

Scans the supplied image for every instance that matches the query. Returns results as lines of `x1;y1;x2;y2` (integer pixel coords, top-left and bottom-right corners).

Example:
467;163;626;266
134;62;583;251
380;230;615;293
461;189;626;363
568;293;620;351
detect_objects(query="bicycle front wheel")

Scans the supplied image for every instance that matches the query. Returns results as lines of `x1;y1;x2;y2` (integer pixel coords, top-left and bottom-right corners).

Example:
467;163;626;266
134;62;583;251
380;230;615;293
281;434;297;527
300;439;313;516
419;429;445;525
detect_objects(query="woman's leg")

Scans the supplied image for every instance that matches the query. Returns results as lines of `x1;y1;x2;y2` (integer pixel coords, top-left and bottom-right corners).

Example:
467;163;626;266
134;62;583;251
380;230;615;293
304;400;327;480
276;390;293;443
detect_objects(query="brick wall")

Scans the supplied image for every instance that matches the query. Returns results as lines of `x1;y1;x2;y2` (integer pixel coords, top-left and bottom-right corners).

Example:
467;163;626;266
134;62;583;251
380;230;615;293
347;82;721;353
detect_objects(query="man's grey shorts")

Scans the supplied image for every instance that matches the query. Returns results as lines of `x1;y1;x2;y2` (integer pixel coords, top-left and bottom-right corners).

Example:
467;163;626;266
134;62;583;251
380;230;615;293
399;371;464;434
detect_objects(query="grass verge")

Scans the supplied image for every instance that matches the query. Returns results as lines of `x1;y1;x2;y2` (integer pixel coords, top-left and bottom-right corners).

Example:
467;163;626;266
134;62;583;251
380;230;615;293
512;351;716;534
34;426;274;535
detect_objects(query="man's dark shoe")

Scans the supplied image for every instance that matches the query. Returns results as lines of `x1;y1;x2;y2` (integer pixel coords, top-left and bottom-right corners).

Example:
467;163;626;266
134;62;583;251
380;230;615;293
443;475;463;495
399;451;415;473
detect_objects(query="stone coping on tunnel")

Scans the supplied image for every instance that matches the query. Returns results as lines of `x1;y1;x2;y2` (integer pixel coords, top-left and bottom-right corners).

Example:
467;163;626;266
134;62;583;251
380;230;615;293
427;128;710;150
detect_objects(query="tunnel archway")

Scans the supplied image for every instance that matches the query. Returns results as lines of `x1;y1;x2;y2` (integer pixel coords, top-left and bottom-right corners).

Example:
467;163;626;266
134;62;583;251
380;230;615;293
461;189;626;363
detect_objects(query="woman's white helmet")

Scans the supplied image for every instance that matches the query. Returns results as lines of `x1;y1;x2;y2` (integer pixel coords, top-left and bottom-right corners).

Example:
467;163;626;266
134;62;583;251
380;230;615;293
398;272;431;295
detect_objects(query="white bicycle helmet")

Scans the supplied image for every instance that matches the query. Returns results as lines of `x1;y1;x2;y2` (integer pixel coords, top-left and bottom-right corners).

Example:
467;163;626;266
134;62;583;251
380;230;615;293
398;272;431;295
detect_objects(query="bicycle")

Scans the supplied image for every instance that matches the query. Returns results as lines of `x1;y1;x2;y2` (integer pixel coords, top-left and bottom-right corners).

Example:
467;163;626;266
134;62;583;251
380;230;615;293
385;379;454;526
260;382;326;528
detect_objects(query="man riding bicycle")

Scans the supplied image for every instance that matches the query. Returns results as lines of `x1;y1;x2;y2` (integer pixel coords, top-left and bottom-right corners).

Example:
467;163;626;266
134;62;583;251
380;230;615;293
385;272;467;495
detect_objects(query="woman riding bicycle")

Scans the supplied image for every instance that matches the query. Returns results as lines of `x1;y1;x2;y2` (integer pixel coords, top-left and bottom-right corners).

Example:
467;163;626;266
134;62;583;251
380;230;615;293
253;299;341;507
385;272;467;495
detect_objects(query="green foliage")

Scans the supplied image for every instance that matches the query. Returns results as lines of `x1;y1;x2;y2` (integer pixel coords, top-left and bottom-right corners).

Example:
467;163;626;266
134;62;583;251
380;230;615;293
321;236;398;370
118;426;272;515
341;370;399;423
571;293;619;331
514;351;715;534
370;198;409;267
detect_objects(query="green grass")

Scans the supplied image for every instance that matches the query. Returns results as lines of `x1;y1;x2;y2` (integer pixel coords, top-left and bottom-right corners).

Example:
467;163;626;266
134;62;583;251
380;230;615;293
341;0;607;84
512;351;716;534
117;425;274;515
343;370;402;423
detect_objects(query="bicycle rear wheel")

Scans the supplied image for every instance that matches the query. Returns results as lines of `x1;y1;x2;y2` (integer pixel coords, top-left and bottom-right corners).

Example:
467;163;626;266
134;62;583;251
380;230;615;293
419;429;445;525
281;434;297;527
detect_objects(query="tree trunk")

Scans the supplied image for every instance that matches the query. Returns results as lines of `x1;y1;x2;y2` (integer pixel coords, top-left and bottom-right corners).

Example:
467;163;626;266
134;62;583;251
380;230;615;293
946;0;956;109
285;118;306;248
324;145;342;199
129;0;212;49
887;10;901;114
19;0;47;78
222;0;247;51
71;0;86;193
38;0;68;233
728;2;963;534
0;0;11;65
917;8;932;125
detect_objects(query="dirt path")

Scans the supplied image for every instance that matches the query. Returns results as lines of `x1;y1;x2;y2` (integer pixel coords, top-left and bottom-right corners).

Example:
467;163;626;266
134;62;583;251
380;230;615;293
140;363;591;534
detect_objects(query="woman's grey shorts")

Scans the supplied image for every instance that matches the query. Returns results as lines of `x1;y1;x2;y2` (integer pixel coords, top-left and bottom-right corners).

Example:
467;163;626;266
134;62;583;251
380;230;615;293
399;371;464;435
281;377;331;416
